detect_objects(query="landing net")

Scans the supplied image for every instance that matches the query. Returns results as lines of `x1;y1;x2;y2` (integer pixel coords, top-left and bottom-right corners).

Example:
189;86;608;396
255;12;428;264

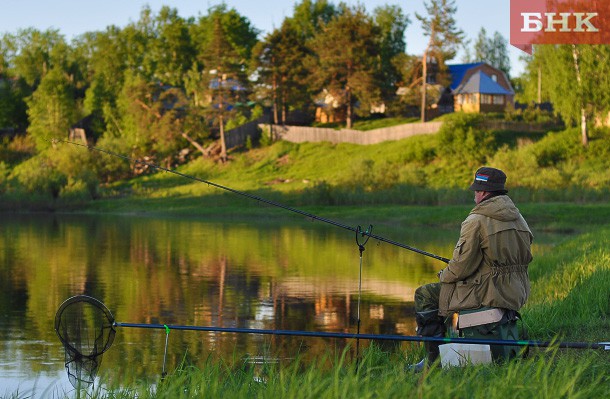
54;295;116;389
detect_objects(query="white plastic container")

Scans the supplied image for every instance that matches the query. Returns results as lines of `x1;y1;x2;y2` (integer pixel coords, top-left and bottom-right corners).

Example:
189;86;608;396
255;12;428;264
439;343;492;367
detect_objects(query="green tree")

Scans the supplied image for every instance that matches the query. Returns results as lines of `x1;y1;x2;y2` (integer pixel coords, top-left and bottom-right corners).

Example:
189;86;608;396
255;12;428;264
416;0;464;122
198;14;249;162
181;5;258;161
526;45;610;146
372;5;410;107
145;6;195;87
307;4;382;128
7;28;66;89
0;36;28;130
290;0;338;38
76;27;128;138
473;28;510;77
251;19;312;124
26;67;77;150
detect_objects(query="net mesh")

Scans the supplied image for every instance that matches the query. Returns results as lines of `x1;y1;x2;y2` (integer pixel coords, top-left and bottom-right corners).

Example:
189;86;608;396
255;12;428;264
54;295;116;389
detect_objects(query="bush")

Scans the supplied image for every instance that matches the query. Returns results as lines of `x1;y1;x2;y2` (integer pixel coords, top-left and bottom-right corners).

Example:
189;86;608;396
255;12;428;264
436;113;494;166
11;156;67;198
0;161;9;193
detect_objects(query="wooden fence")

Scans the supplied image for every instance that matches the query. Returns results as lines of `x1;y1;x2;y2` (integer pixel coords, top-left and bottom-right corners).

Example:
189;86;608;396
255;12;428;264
262;121;443;145
224;118;558;149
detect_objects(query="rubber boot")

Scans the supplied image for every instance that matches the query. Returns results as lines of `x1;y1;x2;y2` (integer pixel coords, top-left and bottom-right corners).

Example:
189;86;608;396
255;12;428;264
407;337;442;372
425;340;440;363
408;310;445;372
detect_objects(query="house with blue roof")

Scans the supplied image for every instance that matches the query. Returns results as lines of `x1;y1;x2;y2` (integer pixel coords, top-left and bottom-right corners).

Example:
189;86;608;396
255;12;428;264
448;62;515;113
397;61;515;117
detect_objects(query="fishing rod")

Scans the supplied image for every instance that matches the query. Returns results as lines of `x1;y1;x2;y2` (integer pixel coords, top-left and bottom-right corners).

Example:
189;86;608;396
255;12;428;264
113;321;610;350
53;139;450;264
54;295;610;389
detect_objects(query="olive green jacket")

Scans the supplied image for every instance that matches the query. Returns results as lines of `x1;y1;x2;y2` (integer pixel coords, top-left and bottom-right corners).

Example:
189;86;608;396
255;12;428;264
438;195;533;316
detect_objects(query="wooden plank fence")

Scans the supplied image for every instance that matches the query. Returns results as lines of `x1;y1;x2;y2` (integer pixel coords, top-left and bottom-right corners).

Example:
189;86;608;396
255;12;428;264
224;118;559;149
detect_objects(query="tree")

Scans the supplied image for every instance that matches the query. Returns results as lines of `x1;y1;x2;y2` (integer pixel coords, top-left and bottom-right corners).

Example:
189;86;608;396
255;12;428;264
145;6;196;87
199;14;248;162
290;0;337;38
525;45;610;146
0;35;28;130
250;0;337;125
473;28;510;77
76;28;128;137
415;0;464;122
373;5;410;108
7;28;66;89
307;4;382;128
26;66;77;150
185;5;258;162
250;19;312;124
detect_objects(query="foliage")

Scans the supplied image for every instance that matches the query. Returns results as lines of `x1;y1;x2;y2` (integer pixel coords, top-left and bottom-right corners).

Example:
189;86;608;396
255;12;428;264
415;0;464;121
372;4;410;101
471;28;510;77
521;45;610;145
416;0;464;62
435;112;493;166
0;134;36;165
26;66;78;150
306;4;382;128
250;17;313;124
8;145;99;199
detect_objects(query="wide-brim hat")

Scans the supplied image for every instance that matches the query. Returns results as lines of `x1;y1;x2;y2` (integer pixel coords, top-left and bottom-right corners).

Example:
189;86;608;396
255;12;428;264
469;167;507;192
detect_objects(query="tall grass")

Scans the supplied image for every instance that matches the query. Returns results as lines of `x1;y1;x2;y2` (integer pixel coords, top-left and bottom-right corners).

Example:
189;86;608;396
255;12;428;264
89;344;608;399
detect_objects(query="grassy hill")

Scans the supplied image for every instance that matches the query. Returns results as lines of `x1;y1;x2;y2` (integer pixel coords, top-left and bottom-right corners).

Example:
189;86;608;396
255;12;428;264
1;113;610;211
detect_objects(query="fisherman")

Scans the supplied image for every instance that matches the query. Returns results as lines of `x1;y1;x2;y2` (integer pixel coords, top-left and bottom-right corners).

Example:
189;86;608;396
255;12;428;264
410;166;533;371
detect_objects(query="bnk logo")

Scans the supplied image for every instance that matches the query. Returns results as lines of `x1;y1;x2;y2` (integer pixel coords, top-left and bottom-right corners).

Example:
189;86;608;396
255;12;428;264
521;12;598;32
510;0;610;54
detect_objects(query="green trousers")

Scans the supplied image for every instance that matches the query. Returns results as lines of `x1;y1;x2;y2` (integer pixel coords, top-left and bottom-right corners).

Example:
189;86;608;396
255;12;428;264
414;282;441;313
414;282;445;337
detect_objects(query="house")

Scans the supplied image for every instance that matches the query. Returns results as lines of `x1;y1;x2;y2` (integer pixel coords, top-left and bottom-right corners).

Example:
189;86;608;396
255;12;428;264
396;61;515;116
448;62;515;113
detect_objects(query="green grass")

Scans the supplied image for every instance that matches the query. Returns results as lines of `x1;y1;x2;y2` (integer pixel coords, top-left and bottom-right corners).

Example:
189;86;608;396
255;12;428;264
3;122;610;211
88;344;609;398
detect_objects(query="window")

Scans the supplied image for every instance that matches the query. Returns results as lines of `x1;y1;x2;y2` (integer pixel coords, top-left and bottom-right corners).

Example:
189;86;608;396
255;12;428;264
493;95;504;105
481;94;492;104
491;74;498;82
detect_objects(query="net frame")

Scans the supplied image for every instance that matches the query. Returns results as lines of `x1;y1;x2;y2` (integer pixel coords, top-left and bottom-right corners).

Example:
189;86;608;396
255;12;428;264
54;295;117;389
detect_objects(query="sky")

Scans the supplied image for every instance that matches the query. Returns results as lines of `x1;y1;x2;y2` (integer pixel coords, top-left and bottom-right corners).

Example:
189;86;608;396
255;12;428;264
0;0;526;76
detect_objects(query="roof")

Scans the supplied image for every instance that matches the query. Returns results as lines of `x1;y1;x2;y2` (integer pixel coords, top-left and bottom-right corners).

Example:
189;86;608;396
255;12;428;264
447;62;484;91
453;70;514;95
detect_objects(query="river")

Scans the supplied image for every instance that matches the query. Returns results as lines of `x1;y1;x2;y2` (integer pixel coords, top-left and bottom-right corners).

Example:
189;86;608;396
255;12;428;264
0;211;492;396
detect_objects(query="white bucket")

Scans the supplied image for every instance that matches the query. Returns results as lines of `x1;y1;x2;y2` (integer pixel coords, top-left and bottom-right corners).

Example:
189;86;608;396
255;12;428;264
439;343;492;368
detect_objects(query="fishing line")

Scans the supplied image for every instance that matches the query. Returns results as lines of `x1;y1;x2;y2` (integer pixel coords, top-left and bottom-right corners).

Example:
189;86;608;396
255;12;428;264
53;139;450;264
54;295;610;387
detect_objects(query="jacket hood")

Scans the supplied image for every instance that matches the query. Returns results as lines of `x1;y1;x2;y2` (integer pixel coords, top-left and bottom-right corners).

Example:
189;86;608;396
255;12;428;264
470;195;520;222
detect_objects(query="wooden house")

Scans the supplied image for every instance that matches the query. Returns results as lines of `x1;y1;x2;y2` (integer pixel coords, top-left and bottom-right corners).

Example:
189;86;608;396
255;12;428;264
449;62;515;113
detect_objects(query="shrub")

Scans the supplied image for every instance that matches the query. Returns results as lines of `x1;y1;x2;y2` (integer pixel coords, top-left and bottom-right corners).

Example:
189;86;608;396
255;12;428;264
435;112;494;166
11;155;67;198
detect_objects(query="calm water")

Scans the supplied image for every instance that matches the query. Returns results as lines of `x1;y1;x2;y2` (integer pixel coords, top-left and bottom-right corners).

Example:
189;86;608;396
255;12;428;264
0;212;512;396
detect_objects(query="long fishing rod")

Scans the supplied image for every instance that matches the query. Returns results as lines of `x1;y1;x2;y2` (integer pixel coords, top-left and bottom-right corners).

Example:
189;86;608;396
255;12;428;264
113;321;610;350
55;295;609;389
54;139;450;264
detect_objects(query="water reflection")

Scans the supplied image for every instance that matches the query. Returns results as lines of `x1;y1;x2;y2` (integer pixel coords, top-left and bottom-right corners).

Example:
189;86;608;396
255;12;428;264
0;212;493;394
